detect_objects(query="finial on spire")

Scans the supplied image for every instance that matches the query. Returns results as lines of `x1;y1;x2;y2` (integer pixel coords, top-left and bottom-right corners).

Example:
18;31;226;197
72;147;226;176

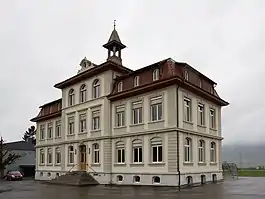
114;20;116;30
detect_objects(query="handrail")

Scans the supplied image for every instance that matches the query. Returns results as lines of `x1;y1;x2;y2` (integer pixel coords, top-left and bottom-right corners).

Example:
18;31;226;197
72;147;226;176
87;164;97;174
67;163;77;173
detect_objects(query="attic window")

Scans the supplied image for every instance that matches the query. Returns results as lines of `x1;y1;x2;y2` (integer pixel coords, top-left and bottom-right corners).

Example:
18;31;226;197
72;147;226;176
153;69;159;81
118;82;123;92
134;76;139;87
199;79;202;88
184;70;189;81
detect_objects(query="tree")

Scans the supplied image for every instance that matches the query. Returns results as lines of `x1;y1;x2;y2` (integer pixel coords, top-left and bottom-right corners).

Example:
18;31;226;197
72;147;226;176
0;137;22;178
22;125;36;145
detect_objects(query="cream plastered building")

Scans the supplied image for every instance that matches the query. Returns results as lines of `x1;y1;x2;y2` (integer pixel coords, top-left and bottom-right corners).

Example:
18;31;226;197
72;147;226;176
31;26;228;186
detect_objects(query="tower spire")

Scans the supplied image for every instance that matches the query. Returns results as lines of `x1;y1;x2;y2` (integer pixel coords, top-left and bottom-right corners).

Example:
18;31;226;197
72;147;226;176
103;21;126;65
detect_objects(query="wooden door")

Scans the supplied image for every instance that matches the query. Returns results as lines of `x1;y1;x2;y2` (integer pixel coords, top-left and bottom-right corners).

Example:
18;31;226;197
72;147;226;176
79;145;87;171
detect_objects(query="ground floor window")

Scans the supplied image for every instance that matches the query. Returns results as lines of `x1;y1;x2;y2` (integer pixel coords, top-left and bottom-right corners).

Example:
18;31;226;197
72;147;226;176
117;175;123;182
153;176;161;184
133;175;140;183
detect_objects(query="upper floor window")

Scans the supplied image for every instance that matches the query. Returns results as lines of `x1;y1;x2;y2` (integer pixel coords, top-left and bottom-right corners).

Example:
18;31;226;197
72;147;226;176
40;149;45;164
92;111;100;130
55;120;61;138
68;89;75;106
47;148;52;164
198;104;205;126
80;84;87;103
199;79;202;88
184;70;189;81
40;125;45;140
93;79;100;99
198;140;205;163
132;139;143;163
116;141;125;164
151;137;163;163
116;105;125;127
210;142;216;163
184;138;192;162
209;109;216;129
134;76;139;87
150;96;163;121
184;98;192;122
55;147;61;164
132;101;143;124
93;143;100;164
79;114;87;133
117;82;123;92
153;69;159;81
68;146;74;164
47;122;53;139
68;116;75;135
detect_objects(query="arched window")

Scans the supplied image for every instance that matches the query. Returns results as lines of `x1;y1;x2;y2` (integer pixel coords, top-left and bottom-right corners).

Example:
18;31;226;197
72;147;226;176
153;69;159;81
68;89;75;106
116;141;125;163
40;149;45;164
68;146;74;164
47;172;51;177
134;76;139;87
153;176;161;184
150;137;163;163
80;84;87;103
117;82;123;92
187;176;193;185
132;139;142;163
184;138;192;162
47;148;52;164
92;79;100;98
117;175;123;182
93;143;100;164
210;142;216;163
198;140;205;163
133;175;140;183
55;147;61;164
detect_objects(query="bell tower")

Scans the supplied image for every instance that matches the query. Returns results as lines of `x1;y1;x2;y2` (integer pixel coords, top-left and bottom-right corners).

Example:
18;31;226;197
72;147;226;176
103;20;126;65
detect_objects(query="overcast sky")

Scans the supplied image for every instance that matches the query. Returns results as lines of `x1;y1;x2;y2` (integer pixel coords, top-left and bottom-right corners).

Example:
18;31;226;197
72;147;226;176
0;0;264;144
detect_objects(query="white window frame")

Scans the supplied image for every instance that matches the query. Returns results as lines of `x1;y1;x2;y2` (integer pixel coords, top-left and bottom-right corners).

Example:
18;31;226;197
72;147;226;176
93;143;100;164
210;142;216;163
153;69;159;81
184;98;192;122
132;139;143;163
55;147;61;164
80;84;87;103
132;103;143;124
198;104;205;126
55;120;61;138
68;117;75;135
184;138;192;162
116;141;125;164
134;76;139;87
198;140;205;163
68;89;75;106
47;123;53;139
117;82;123;92
93;79;100;99
150;96;163;122
210;109;216;129
150;137;163;163
79;114;87;133
116;106;125;127
40;125;45;140
184;70;189;80
68;146;74;164
40;149;45;165
47;148;52;165
92;111;100;130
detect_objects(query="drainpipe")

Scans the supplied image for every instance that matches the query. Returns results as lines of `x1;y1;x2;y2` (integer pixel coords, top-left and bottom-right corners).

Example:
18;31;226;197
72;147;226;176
176;86;180;189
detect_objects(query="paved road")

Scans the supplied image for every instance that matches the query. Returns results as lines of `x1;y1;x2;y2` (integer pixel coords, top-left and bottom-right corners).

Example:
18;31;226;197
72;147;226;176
0;177;265;199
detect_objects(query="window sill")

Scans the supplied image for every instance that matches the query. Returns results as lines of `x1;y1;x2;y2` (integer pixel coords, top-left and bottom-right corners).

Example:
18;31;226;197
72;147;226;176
39;139;45;141
55;136;62;139
130;163;144;167
67;134;75;137
91;129;101;133
114;163;126;167
78;131;87;135
210;162;217;165
47;138;53;140
148;120;164;124
90;163;101;167
39;164;45;166
130;123;144;127
67;164;75;166
46;164;53;166
209;128;217;131
183;120;193;125
55;163;61;166
148;162;165;166
197;125;206;128
183;162;194;166
114;126;126;129
198;162;207;166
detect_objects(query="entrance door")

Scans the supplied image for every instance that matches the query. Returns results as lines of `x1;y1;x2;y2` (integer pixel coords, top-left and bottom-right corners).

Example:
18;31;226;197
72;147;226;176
79;145;87;171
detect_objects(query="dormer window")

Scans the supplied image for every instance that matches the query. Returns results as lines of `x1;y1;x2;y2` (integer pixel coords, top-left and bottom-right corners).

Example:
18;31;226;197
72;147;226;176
118;82;123;92
199;79;202;88
153;69;159;81
134;76;139;87
184;70;189;81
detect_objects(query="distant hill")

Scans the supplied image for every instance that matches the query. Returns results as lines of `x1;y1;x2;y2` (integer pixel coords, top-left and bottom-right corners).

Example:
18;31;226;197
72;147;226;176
222;144;265;168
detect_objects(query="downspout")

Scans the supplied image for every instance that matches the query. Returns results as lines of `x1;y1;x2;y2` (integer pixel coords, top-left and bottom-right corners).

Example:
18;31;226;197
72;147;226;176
176;86;180;189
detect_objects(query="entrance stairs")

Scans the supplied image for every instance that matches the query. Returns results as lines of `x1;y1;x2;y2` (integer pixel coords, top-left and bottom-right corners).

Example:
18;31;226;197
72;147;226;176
46;171;99;186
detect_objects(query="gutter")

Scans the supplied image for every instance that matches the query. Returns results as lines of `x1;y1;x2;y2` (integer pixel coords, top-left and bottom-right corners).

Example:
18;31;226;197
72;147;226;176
176;85;180;190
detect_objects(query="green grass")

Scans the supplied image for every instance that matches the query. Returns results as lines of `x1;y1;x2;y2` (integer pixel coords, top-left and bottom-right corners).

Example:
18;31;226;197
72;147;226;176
238;170;265;177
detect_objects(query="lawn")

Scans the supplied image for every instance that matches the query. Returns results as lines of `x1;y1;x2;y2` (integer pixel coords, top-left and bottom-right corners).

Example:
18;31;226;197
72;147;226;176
238;170;265;177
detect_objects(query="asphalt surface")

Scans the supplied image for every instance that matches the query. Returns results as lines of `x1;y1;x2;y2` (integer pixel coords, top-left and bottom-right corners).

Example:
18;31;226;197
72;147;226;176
0;177;265;199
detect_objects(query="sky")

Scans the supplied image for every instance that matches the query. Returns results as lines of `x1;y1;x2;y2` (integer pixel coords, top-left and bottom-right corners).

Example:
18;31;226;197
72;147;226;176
0;0;264;144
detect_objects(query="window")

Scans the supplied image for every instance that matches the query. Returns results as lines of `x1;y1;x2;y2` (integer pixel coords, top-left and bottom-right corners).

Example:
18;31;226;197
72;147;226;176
40;125;45;140
47;172;51;177
132;139;142;163
153;176;161;184
116;141;125;163
55;120;61;138
150;96;162;121
68;146;74;164
55;147;61;164
198;104;205;126
184;138;192;162
116;106;125;127
133;176;140;183
47;122;53;139
134;76;139;87
92;111;100;130
153;69;159;81
68;116;75;135
132;101;143;124
47;148;52;164
210;142;216;163
151;137;163;163
79;114;87;132
40;149;45;164
93;79;100;98
209;109;216;129
117;82;123;92
184;98;191;122
68;89;75;106
80;84;87;103
184;70;189;80
117;175;123;182
199;79;202;88
93;143;100;164
198;140;205;163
